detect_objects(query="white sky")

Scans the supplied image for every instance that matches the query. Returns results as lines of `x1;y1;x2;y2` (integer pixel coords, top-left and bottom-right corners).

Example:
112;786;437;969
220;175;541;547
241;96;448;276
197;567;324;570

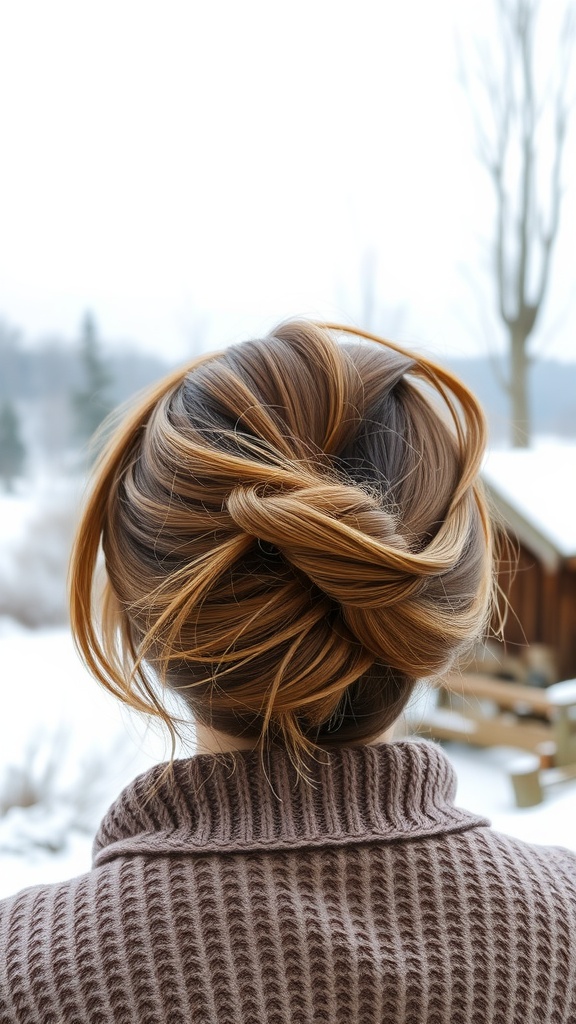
0;0;574;362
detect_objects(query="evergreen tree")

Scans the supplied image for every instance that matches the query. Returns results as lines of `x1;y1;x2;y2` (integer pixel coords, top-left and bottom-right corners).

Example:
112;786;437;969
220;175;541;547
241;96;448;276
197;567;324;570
71;312;114;445
0;400;26;491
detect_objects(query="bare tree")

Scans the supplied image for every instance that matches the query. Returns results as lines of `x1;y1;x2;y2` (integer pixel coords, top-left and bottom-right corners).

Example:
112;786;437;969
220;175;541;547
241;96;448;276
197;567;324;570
463;0;575;447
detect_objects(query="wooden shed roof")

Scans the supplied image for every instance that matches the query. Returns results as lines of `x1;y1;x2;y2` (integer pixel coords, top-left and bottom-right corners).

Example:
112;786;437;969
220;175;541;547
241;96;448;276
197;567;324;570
482;444;576;571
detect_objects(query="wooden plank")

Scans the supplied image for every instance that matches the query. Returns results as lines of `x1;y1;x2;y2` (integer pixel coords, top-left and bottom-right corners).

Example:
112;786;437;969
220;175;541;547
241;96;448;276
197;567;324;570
541;568;558;655
410;710;552;754
440;673;555;715
558;566;576;680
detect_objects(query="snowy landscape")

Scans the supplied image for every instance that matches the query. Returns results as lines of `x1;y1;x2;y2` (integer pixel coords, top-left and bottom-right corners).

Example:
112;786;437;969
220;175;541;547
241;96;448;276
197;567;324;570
1;457;576;902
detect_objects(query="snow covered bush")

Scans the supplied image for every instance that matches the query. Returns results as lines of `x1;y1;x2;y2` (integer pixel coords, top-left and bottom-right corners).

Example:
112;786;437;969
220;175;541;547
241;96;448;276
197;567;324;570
0;727;122;854
0;628;186;864
0;481;81;628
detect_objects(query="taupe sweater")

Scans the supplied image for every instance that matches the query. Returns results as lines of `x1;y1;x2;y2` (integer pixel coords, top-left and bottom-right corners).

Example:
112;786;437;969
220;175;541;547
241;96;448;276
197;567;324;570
1;739;575;1023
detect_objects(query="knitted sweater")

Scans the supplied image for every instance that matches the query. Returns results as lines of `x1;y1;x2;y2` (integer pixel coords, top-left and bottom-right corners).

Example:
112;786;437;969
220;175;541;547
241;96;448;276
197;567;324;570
1;739;575;1024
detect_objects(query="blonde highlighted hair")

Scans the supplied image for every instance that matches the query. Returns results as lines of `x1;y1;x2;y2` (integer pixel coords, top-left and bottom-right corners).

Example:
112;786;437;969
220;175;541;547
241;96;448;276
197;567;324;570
70;320;493;781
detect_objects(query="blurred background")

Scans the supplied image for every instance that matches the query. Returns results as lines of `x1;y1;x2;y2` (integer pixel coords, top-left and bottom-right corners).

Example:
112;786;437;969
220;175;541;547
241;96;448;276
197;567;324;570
0;0;575;896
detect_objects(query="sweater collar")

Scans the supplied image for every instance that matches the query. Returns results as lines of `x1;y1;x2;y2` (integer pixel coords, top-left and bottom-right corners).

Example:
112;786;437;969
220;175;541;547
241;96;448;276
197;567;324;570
92;739;489;867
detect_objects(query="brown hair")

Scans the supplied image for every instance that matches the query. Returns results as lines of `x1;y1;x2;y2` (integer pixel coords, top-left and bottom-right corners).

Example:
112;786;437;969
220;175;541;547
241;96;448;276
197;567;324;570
69;320;493;781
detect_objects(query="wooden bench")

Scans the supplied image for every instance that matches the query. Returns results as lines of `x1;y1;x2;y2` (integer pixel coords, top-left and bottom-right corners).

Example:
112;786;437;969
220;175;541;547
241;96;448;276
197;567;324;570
405;672;576;806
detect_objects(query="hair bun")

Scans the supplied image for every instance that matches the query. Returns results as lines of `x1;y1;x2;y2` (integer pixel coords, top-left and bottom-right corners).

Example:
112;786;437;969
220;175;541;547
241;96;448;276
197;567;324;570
227;478;486;678
70;317;493;779
226;480;418;609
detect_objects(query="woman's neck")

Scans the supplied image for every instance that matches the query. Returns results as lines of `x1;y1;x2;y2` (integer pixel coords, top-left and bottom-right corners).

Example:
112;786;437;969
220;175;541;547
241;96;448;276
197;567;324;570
194;722;396;755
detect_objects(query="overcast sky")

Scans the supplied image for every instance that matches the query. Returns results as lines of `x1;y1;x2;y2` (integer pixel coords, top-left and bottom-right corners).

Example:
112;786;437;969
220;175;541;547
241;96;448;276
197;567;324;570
0;0;574;362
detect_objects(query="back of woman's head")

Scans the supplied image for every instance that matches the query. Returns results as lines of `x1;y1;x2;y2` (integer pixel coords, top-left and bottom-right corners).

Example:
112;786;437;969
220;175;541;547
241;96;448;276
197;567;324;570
70;320;493;779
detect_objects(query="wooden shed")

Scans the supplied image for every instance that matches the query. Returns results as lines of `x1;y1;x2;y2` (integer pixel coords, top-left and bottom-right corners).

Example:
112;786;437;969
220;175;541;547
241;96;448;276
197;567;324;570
482;445;576;682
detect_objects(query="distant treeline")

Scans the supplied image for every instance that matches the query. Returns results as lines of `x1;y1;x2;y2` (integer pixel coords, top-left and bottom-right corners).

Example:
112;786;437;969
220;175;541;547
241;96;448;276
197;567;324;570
0;315;186;481
446;358;576;442
0;333;171;406
0;316;575;483
2;346;574;437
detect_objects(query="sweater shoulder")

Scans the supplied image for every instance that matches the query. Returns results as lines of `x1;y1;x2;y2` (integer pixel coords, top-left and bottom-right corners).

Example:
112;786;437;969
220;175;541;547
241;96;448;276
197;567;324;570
438;823;576;914
469;824;576;875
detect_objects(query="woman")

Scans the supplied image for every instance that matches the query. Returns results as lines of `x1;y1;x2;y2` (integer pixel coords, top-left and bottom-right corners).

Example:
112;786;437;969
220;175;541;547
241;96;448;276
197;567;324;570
1;319;574;1023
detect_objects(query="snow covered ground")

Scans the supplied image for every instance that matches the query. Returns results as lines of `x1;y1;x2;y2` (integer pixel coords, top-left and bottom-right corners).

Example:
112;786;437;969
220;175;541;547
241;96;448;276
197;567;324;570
0;626;574;901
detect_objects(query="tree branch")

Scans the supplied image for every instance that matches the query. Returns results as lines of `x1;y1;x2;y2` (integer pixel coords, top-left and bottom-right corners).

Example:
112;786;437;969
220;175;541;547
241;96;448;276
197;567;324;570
514;0;537;314
533;5;573;311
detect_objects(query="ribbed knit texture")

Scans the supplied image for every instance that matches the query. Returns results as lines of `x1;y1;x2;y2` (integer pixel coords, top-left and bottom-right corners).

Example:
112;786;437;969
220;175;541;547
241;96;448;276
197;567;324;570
1;738;575;1023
